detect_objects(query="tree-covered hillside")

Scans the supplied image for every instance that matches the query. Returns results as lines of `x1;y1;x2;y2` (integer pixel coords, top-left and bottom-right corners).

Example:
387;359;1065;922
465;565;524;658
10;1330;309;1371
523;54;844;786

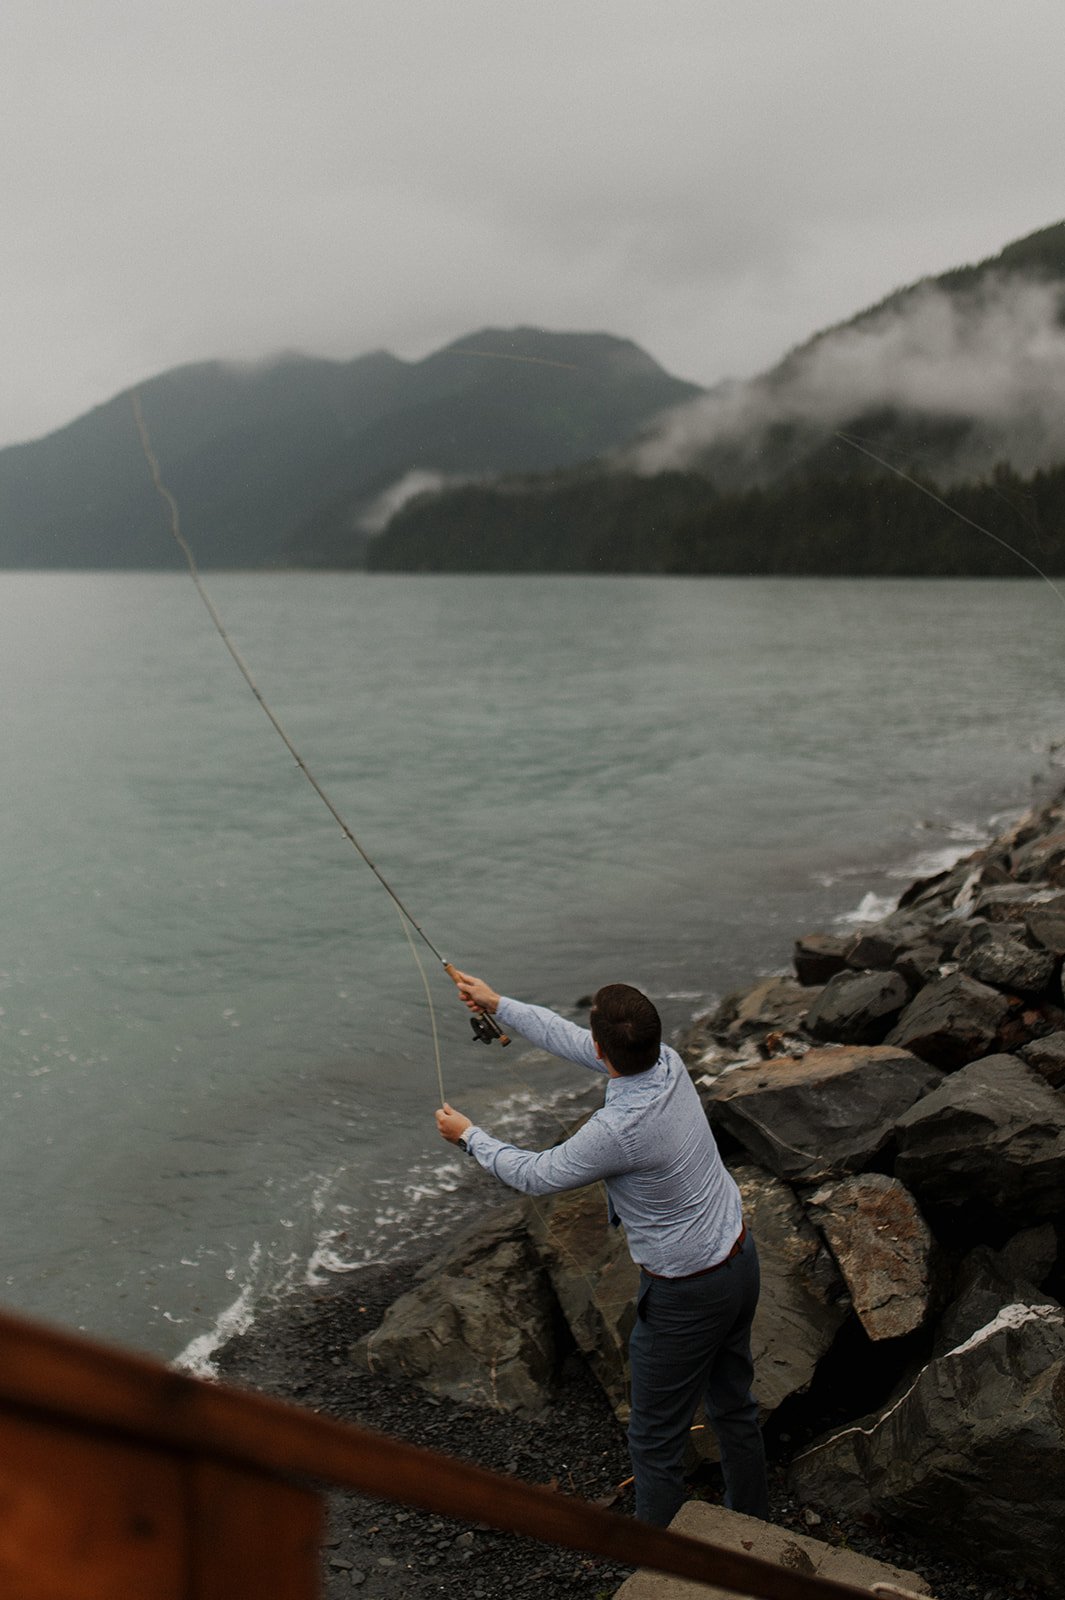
366;457;1065;577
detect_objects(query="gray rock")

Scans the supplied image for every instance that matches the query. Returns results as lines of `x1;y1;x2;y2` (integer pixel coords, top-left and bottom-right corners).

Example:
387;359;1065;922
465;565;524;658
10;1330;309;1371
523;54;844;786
684;1166;851;1462
1009;823;1065;884
894;1053;1065;1224
523;1183;638;1421
894;944;946;990
933;1242;1058;1357
844;917;935;973
897;857;980;913
789;1298;1065;1592
1019;1029;1065;1087
972;885;1065;924
704;1045;942;1184
350;1203;558;1412
1027;910;1065;956
994;1222;1060;1288
793;933;849;986
886;971;1010;1069
705;975;823;1053
954;921;1057;995
735;1166;850;1419
806;1174;935;1341
804;969;911;1046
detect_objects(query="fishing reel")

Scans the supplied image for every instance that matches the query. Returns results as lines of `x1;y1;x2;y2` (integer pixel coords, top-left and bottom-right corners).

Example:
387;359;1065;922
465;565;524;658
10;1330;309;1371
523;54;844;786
468;1010;511;1047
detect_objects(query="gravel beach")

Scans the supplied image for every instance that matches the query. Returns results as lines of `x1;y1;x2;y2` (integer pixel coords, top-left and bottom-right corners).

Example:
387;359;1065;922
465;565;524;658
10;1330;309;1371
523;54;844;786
217;1256;1052;1600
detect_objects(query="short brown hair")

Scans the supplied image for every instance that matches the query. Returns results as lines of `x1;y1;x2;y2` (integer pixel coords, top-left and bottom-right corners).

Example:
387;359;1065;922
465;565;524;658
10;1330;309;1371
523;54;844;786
590;984;661;1075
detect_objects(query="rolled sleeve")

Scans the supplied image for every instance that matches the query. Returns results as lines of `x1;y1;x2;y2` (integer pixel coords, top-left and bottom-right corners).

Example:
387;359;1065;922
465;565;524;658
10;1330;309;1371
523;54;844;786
464;1114;625;1197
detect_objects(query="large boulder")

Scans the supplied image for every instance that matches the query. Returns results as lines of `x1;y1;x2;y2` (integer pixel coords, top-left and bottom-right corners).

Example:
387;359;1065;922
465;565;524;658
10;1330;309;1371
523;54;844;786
1028;910;1065;956
350;1203;559;1412
735;1166;850;1419
703;1046;942;1185
972;885;1065;924
885;971;1011;1069
844;916;942;973
1020;1029;1065;1088
793;933;849;986
954;920;1057;995
524;1183;638;1421
700;976;823;1055
894;1053;1065;1226
789;1299;1065;1592
803;969;911;1046
1008;824;1065;885
932;1239;1058;1357
805;1174;936;1341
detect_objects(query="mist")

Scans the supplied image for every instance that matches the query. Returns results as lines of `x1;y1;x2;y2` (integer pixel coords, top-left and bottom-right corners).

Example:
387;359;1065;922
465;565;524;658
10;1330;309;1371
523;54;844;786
628;273;1065;487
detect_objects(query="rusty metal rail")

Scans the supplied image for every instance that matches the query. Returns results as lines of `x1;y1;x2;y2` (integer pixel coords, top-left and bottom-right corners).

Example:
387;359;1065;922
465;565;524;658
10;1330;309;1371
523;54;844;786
0;1306;881;1599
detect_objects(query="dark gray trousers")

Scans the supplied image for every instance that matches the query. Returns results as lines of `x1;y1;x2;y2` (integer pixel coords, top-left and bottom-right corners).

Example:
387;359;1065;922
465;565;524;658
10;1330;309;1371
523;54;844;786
627;1230;768;1527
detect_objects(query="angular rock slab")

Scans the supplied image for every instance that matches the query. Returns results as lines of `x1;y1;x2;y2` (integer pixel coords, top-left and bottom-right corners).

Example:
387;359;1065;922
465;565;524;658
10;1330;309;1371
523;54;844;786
804;969;911;1046
704;1045;942;1184
613;1502;931;1600
350;1203;558;1412
735;1166;850;1418
524;1182;639;1422
1020;1029;1065;1087
793;932;849;986
886;970;1011;1069
704;976;823;1053
789;1300;1065;1592
894;1053;1065;1224
806;1173;934;1341
954;921;1057;995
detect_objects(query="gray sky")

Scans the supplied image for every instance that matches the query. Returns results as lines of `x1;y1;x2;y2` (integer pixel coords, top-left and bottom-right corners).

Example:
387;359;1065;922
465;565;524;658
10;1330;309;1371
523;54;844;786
3;0;1064;448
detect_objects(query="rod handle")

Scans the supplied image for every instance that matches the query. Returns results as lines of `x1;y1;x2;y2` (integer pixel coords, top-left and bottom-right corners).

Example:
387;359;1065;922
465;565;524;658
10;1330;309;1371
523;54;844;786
444;963;511;1046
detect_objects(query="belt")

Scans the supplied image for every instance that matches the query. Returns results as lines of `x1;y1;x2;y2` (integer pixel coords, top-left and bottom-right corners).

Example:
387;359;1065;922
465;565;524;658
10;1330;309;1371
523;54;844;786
641;1223;746;1282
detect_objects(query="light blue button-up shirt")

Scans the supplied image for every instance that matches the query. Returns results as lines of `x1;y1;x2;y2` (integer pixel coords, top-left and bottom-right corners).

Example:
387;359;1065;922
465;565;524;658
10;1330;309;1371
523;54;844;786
463;996;743;1277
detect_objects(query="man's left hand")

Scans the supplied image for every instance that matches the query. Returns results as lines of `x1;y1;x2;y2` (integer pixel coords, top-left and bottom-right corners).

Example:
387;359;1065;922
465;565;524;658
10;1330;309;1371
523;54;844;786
436;1103;473;1143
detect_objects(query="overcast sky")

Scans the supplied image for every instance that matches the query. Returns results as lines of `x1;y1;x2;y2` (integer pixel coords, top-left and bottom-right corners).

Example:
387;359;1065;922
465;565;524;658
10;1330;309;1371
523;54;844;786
3;1;1064;448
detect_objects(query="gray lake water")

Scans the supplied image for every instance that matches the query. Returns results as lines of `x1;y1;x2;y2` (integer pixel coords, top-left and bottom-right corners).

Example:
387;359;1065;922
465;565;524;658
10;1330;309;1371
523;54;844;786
1;572;1061;1366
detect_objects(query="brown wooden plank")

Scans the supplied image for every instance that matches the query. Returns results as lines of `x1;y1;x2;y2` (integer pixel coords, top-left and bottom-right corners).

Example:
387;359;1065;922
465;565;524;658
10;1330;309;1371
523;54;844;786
188;1460;322;1600
0;1308;878;1600
0;1410;187;1600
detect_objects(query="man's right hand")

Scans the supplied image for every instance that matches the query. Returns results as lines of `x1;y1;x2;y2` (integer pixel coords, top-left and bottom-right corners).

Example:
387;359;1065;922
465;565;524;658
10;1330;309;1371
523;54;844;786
448;968;500;1015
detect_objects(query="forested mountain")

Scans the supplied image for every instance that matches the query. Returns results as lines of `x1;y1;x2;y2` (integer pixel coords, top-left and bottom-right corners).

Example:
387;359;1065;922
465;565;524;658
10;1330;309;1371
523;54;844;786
368;219;1065;575
626;219;1065;491
0;329;699;568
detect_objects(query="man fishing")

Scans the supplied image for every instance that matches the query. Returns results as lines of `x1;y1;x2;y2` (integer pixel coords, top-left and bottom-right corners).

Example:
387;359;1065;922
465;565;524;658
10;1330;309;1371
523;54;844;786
435;970;769;1529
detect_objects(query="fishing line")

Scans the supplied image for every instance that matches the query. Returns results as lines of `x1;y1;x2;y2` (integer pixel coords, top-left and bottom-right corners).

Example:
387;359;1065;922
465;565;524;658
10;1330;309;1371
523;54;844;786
834;429;1065;607
131;390;450;1103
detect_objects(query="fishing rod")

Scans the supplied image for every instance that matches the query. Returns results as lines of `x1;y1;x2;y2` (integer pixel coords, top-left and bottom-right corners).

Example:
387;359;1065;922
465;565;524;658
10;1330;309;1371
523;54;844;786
130;391;509;1057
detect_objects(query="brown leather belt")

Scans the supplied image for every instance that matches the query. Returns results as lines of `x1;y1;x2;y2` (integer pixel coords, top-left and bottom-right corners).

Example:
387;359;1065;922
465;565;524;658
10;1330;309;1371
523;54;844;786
641;1223;747;1281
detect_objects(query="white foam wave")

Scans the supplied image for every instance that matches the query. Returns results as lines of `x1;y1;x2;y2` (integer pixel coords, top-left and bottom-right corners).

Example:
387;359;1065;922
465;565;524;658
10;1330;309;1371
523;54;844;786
172;1243;262;1379
833;891;898;929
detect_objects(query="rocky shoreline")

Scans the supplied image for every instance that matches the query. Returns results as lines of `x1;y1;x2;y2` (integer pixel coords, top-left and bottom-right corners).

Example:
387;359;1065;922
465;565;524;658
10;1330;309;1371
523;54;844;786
218;778;1065;1599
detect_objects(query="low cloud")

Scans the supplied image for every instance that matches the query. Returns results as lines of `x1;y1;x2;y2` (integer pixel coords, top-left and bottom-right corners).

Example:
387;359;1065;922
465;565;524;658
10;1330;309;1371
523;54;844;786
628;274;1065;485
358;469;465;534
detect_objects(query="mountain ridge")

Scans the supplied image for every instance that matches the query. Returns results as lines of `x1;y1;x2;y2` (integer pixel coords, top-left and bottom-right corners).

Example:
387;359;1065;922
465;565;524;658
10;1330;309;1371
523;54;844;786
0;330;699;569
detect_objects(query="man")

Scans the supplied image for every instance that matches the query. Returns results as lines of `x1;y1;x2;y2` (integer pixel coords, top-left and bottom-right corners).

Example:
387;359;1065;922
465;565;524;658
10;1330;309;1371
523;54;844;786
435;970;769;1528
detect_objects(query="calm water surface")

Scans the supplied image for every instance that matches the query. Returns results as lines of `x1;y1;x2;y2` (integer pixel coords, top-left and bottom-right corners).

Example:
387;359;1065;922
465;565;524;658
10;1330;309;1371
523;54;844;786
0;573;1061;1363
